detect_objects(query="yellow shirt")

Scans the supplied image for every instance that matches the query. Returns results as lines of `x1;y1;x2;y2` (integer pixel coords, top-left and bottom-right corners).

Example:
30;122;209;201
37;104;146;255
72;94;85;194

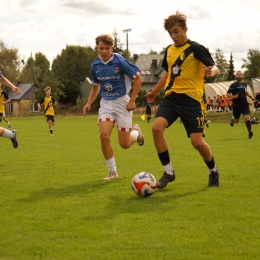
39;96;55;116
0;89;9;113
163;40;215;104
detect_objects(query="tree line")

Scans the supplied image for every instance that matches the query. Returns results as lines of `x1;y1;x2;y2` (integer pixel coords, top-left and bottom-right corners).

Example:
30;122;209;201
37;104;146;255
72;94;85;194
0;34;260;107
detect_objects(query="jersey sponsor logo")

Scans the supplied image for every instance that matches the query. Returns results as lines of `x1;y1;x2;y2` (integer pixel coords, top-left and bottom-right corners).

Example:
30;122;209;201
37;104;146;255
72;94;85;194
113;66;120;73
104;83;113;91
172;65;180;75
97;75;120;81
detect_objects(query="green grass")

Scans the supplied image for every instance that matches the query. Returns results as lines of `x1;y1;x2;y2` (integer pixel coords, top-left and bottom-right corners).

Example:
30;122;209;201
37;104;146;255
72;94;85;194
0;113;259;260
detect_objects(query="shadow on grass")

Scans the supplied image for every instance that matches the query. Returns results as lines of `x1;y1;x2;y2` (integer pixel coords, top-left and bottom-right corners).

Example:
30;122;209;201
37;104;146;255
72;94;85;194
104;186;209;215
17;178;126;203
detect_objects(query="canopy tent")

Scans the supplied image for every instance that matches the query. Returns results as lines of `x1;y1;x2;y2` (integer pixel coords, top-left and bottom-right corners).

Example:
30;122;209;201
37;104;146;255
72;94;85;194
204;81;254;99
252;78;260;94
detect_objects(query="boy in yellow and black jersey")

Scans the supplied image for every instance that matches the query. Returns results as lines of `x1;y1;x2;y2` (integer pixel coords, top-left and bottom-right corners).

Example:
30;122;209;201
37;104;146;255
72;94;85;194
0;83;12;128
146;11;220;189
38;86;57;136
0;71;21;148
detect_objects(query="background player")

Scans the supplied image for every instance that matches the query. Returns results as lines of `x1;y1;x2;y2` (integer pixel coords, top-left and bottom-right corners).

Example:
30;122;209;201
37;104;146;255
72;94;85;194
38;86;57;136
145;100;152;123
0;82;12;128
226;71;254;139
0;71;21;148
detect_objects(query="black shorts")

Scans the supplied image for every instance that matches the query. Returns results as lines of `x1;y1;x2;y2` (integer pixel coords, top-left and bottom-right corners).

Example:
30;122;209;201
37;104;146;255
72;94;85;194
232;103;250;119
46;115;55;122
155;92;205;137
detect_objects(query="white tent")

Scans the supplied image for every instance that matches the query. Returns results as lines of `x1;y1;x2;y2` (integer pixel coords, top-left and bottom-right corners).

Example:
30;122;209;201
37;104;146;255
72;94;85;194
205;81;254;99
252;78;260;94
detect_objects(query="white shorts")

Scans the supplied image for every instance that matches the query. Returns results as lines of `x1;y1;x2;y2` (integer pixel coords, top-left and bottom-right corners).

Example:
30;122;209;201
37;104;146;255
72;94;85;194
98;95;133;132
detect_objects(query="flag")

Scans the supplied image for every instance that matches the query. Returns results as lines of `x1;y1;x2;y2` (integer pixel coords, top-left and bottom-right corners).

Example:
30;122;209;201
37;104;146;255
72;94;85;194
141;114;146;121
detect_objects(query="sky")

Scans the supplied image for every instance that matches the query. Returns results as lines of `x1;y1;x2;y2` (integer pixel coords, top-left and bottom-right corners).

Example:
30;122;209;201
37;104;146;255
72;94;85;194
1;0;260;71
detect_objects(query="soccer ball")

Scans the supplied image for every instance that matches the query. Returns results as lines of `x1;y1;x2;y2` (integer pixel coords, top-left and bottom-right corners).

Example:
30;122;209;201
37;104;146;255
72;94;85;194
207;120;211;124
131;172;157;197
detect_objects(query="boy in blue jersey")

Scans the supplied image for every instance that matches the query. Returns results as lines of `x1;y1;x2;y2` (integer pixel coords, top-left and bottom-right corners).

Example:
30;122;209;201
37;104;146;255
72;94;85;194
0;71;21;148
83;34;144;180
227;71;254;139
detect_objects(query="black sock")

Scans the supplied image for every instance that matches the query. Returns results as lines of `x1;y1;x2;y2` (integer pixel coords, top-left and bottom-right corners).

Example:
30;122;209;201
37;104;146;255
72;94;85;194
50;129;53;134
158;150;170;166
245;120;251;132
204;156;215;170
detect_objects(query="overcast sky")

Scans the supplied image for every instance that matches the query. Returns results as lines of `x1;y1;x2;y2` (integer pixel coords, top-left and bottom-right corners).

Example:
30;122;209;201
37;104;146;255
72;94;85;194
1;0;260;71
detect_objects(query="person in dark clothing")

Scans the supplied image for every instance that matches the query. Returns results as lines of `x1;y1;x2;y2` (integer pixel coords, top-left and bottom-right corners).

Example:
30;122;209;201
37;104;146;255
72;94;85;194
254;92;260;110
226;71;254;139
145;101;152;123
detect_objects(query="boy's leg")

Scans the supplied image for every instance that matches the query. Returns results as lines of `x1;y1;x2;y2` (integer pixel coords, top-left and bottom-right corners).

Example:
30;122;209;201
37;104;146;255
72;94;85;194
0;127;18;148
190;133;219;187
152;117;175;189
99;121;119;180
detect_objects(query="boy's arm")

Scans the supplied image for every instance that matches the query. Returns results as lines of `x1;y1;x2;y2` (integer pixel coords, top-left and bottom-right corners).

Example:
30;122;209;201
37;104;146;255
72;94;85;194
146;71;168;103
37;99;43;110
126;74;142;112
83;84;100;116
0;74;22;94
3;98;11;104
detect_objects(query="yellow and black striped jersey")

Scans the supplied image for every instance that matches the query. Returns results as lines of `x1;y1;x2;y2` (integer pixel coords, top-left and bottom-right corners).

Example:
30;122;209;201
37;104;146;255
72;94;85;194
39;96;56;116
162;40;215;103
0;89;9;113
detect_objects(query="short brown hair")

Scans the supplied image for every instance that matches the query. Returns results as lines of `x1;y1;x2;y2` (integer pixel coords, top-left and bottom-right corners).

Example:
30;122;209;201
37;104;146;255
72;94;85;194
164;11;187;31
95;34;114;46
44;86;51;92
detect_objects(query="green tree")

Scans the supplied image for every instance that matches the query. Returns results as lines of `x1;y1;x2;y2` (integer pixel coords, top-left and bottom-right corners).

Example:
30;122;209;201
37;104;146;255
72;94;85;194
20;56;41;85
212;48;229;82
52;45;96;104
0;40;22;84
34;71;65;103
242;48;260;80
113;29;124;55
159;47;167;54
226;52;236;81
34;52;50;83
149;50;158;54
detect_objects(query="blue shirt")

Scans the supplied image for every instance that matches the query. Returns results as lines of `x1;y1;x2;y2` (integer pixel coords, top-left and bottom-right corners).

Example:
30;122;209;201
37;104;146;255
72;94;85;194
91;53;140;100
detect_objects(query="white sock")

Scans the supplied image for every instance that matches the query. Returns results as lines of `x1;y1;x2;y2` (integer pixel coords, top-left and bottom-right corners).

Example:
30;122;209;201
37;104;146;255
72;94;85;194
131;129;139;141
210;166;218;172
2;129;13;139
164;163;174;175
106;157;117;173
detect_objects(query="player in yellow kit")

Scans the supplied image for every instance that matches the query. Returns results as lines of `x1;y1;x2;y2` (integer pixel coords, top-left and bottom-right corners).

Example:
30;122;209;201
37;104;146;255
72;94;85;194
38;86;57;136
146;11;220;188
0;71;21;148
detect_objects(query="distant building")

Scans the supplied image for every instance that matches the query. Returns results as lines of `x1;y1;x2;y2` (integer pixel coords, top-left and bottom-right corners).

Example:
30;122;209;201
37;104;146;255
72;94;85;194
6;83;38;116
132;54;164;92
79;77;92;99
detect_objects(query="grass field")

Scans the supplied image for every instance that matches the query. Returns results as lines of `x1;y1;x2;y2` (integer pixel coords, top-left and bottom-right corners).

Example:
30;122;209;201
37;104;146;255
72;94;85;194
0;113;259;260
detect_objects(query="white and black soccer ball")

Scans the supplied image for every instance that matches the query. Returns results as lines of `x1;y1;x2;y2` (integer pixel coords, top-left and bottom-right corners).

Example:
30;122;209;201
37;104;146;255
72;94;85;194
250;117;258;124
131;172;157;197
207;120;211;124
